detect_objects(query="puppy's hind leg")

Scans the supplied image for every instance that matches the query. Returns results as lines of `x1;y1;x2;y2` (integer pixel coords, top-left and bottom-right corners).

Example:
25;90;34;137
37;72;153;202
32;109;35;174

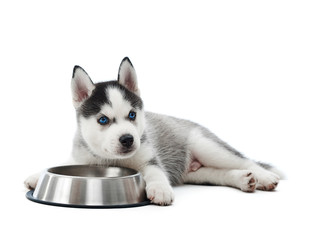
188;128;252;170
187;127;280;191
183;168;257;192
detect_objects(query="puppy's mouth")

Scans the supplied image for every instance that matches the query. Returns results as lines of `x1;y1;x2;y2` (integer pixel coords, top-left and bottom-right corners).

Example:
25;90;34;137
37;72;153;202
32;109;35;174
102;146;136;159
119;148;132;154
116;146;137;157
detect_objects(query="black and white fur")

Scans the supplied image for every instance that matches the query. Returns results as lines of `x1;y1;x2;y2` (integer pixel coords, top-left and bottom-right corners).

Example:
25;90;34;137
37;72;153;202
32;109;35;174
25;57;281;205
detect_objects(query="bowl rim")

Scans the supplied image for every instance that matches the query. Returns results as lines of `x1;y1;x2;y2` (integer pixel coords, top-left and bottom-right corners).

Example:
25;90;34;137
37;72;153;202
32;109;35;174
44;165;141;180
26;190;150;209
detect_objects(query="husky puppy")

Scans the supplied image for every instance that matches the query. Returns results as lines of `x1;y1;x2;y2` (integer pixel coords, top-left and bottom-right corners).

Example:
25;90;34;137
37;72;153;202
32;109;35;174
25;57;281;205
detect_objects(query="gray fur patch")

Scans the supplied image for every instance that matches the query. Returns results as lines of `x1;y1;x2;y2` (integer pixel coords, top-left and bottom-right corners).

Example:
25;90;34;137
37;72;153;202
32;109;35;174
140;133;147;144
145;112;190;185
256;161;272;170
147;157;160;166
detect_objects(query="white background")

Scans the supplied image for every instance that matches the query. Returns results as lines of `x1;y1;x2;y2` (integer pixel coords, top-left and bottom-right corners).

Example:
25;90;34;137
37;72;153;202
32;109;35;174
0;0;320;239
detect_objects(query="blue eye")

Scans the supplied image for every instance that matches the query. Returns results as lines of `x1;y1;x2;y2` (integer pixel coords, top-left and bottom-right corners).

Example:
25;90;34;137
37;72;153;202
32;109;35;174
128;111;136;120
98;116;109;125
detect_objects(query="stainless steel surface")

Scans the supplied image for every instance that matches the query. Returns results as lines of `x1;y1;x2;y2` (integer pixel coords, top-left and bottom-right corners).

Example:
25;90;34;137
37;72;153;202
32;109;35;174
33;165;147;206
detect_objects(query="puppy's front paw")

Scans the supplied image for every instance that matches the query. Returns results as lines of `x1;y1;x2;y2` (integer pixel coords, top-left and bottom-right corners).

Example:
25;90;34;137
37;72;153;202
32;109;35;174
24;173;40;189
146;182;174;206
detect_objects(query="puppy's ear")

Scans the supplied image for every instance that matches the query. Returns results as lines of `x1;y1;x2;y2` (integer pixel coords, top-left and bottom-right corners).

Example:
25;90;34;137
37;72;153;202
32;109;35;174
71;66;95;108
118;57;140;96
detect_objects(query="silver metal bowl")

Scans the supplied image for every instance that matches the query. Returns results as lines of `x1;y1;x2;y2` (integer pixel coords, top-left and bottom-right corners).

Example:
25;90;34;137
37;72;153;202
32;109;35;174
26;165;149;208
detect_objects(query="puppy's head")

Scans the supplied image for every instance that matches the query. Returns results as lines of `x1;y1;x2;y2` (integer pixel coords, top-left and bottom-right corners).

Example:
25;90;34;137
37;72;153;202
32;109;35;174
71;57;145;159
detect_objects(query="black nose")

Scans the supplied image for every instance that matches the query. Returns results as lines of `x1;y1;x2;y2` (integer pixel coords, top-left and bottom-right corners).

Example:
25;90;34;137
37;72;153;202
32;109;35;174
119;134;134;148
